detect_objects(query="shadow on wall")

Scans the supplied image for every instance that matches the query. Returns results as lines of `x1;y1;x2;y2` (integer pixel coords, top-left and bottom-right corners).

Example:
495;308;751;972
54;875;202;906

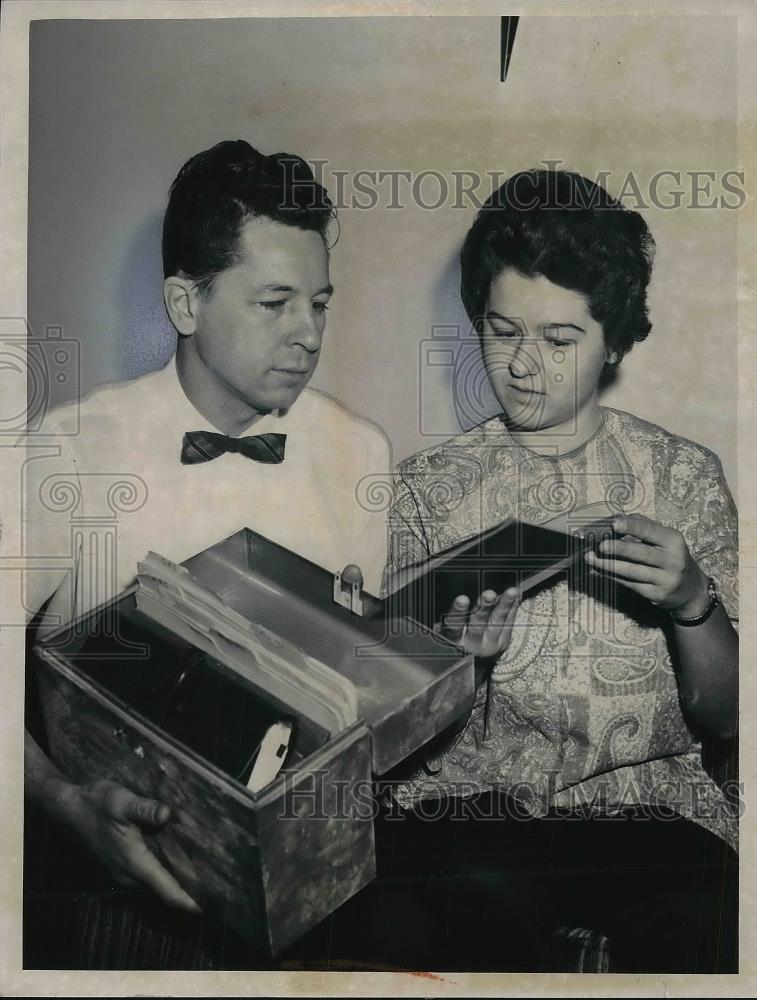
431;249;500;435
115;210;177;382
428;251;501;433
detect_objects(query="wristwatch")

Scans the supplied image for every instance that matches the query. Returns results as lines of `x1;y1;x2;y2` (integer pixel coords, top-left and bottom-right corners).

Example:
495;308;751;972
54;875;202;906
669;576;719;627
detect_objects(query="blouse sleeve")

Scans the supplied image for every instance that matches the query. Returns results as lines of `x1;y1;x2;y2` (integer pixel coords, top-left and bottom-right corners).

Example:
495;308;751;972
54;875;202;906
381;469;433;596
688;454;739;624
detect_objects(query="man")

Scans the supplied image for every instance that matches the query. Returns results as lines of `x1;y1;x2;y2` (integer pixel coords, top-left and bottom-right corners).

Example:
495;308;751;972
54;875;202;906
22;140;391;966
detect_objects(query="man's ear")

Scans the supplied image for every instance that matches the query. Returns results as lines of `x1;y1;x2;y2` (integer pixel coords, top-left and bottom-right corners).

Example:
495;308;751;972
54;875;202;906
164;275;201;336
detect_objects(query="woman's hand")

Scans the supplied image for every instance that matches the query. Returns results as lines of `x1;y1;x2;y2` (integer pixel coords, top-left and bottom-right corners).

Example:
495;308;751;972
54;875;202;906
438;587;521;664
585;513;710;616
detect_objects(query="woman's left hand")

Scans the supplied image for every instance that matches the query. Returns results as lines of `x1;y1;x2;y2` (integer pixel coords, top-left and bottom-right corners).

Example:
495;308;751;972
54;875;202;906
439;587;521;661
585;513;710;617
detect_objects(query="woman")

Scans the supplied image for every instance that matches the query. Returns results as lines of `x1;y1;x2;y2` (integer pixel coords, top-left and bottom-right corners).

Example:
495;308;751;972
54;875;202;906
373;169;738;973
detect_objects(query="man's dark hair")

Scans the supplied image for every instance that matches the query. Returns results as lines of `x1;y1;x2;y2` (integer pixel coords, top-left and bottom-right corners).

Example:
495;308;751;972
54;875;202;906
162;139;335;294
460;170;656;372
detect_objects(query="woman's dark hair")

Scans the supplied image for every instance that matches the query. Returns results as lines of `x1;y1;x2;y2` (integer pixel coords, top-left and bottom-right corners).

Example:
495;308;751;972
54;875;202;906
460;170;656;371
162;139;335;294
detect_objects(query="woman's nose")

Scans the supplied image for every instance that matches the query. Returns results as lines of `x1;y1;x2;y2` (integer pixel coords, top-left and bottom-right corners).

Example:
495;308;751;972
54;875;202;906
508;342;540;378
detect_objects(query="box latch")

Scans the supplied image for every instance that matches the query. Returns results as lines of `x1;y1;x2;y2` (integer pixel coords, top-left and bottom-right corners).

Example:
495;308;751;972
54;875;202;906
333;564;364;616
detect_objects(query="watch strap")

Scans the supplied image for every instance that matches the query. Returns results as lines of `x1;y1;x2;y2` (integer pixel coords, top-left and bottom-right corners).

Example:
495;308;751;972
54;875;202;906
669;576;719;627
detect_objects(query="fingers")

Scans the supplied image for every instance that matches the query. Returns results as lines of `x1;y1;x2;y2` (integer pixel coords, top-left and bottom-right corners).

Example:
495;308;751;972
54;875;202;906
613;514;671;548
468;588;519;632
131;796;172;828
595;538;663;568
440;594;470;643
466;590;498;638
586;550;663;584
104;784;172;829
489;588;520;631
467;589;497;619
126;838;202;913
102;785;200;912
78;781;200;913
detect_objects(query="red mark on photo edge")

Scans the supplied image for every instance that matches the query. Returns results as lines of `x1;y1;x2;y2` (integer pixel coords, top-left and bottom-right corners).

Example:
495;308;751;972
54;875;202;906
407;970;446;981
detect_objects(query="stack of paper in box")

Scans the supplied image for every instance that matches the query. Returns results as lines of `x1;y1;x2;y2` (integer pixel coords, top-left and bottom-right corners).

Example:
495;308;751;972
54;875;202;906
136;551;358;737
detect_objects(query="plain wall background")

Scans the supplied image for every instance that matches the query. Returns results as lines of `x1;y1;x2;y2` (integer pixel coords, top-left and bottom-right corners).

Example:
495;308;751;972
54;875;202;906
28;15;738;490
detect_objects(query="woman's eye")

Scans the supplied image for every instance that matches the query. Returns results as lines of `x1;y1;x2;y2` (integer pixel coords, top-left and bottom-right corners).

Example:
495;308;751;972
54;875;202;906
547;339;572;348
491;327;519;339
312;301;329;313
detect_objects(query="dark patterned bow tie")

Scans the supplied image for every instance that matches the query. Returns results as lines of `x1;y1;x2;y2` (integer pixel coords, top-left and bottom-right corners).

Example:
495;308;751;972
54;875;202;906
181;430;286;465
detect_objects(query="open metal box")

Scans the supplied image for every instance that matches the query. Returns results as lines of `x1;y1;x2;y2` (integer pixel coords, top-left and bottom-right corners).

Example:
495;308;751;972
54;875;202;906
32;527;474;956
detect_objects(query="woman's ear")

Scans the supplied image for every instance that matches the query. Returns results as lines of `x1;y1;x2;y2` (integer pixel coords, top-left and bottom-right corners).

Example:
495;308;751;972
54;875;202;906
164;275;200;337
605;348;619;366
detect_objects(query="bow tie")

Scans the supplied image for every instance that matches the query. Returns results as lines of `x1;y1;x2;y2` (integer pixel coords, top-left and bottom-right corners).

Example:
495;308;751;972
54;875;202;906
181;430;286;465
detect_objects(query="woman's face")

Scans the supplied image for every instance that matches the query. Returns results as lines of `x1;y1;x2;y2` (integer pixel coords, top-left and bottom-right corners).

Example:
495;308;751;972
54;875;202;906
481;269;611;438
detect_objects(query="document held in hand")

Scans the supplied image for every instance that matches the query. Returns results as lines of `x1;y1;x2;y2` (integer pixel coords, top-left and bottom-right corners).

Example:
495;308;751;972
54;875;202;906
384;502;617;629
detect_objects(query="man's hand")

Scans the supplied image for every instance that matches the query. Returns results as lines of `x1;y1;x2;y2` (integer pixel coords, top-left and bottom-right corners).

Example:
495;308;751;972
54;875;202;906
48;771;200;913
586;513;709;616
27;730;200;912
439;587;521;665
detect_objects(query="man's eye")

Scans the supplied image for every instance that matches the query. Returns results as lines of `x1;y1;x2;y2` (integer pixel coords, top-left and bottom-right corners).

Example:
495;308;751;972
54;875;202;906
258;300;286;310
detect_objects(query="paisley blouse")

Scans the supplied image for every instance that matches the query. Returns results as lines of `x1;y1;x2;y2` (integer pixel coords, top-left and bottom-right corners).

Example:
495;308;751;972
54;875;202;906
387;407;739;847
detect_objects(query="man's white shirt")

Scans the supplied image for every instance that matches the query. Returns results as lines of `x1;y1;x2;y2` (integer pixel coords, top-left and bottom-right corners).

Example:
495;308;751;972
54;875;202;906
21;357;391;631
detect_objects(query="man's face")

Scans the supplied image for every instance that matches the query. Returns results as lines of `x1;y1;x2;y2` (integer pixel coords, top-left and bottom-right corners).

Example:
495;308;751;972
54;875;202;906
189;215;332;413
481;269;609;436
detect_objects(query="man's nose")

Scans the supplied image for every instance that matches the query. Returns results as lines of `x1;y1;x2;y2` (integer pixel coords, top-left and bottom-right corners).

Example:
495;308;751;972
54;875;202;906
508;340;541;378
290;307;323;353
